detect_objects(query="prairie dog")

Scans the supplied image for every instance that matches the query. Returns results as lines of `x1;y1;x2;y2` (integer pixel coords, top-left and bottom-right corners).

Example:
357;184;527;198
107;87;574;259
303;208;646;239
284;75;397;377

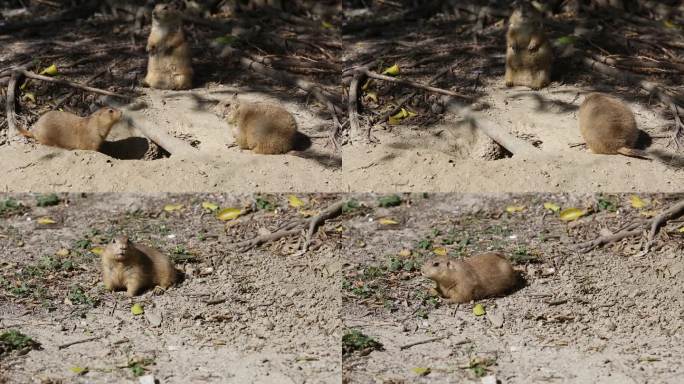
421;252;518;303
220;96;298;155
505;4;553;90
578;93;650;158
101;236;177;297
144;3;193;90
18;108;122;151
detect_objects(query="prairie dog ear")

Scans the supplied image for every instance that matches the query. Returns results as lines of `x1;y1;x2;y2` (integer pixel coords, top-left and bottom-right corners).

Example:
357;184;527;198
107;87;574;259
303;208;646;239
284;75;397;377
445;259;455;269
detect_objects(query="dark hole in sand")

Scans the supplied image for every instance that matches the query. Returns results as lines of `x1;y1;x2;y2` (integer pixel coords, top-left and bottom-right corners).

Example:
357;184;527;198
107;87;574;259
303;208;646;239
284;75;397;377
99;137;170;160
292;132;313;152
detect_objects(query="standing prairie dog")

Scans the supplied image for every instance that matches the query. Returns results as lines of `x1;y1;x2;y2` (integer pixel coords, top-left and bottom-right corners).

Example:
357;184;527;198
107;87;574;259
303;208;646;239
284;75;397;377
421;252;518;303
144;3;193;90
505;3;553;90
220;95;298;155
578;93;650;159
18;108;122;151
101;236;177;297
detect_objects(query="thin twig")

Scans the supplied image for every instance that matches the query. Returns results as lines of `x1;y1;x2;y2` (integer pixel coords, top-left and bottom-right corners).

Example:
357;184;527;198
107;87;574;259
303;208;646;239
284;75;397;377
303;200;345;252
645;199;684;251
17;69;132;99
348;70;364;143
576;228;643;253
5;70;22;140
361;69;471;99
399;335;450;350
58;335;102;350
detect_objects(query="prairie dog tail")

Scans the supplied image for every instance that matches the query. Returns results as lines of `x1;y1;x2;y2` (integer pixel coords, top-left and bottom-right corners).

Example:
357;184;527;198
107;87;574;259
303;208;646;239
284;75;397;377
17;126;34;139
616;147;652;160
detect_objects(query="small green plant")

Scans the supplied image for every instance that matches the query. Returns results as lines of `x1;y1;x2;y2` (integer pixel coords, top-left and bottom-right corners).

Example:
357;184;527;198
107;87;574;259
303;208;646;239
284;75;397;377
0;330;40;355
68;285;99;307
36;193;60;207
128;357;154;377
597;195;618;212
0;198;25;216
342;330;383;356
170;245;197;263
387;256;418;272
255;197;275;211
378;195;401;207
342;199;360;214
509;246;539;264
417;239;432;250
468;357;495;377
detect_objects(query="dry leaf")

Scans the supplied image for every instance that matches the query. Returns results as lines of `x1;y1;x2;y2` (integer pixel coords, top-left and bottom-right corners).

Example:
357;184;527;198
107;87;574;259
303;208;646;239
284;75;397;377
630;195;647;209
473;303;486;316
543;202;560;212
131;303;144;315
39;64;58;76
321;21;333;29
69;366;88;375
382;64;400;76
163;204;183;212
433;247;447;256
216;208;242;221
37;217;56;225
90;247;104;256
411;367;431;376
559;208;585;221
56;248;69;257
202;202;219;212
505;205;525;213
378;218;399;225
398;249;411;257
288;195;305;208
365;91;378;103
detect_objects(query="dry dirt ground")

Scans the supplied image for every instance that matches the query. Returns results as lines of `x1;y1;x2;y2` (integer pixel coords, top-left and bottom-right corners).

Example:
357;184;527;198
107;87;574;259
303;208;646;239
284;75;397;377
0;193;342;383
341;193;684;383
341;3;684;193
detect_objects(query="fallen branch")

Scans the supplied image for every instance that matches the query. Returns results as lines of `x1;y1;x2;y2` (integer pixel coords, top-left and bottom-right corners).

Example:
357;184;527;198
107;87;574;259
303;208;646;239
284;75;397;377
348;70;365;143
16;69;132;100
303;200;345;251
54;59;123;109
122;110;198;157
58;335;102;350
360;69;471;99
576;199;684;252
233;200;345;251
445;101;540;157
399;335;450;350
5;70;22;140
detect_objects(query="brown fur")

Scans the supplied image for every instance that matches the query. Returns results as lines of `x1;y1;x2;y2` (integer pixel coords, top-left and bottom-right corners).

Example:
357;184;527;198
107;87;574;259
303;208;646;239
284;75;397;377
221;97;298;155
19;108;122;151
505;5;553;90
421;252;518;303
101;236;177;297
578;93;648;158
144;3;193;90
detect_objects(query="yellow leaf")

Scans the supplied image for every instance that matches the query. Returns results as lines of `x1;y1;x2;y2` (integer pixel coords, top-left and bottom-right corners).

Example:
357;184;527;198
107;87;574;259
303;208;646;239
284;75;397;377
364;91;378;103
288;195;305;208
398;249;411;257
506;205;525;213
559;208;586;221
202;201;219;212
39;64;58;76
361;78;372;91
22;92;36;103
131;303;144;315
543;202;560;212
321;21;333;29
473;303;486;316
678;226;684;233
90;247;104;256
639;210;657;217
411;367;431;376
69;366;88;375
378;218;399;225
163;204;183;212
37;217;56;225
382;64;400;76
433;247;447;256
388;116;402;125
56;248;69;257
663;20;679;29
216;207;242;221
630;195;647;209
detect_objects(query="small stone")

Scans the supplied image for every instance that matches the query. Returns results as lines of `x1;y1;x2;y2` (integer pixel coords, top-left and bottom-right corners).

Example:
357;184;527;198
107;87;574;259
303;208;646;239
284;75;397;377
145;310;162;327
138;374;155;384
487;310;504;328
481;375;497;384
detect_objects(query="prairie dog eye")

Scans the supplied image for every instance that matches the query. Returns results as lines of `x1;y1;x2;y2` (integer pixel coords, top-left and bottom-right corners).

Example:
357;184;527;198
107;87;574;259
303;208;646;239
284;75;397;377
433;262;440;267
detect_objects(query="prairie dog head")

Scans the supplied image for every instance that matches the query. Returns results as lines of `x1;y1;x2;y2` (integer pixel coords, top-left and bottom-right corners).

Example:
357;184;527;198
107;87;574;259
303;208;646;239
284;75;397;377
509;1;542;27
421;257;458;279
152;3;182;26
217;93;242;135
106;236;132;262
91;107;122;139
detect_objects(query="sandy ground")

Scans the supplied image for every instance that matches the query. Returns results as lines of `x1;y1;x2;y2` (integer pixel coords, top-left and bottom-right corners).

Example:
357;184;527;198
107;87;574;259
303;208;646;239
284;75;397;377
0;193;342;383
343;83;684;193
1;87;341;193
341;193;684;383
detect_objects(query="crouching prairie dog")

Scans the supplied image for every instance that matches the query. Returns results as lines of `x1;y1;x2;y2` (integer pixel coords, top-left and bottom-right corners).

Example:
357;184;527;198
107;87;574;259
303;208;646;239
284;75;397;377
505;3;553;90
18;108;122;151
421;252;519;303
101;236;177;297
144;3;193;90
578;93;651;158
220;95;298;155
